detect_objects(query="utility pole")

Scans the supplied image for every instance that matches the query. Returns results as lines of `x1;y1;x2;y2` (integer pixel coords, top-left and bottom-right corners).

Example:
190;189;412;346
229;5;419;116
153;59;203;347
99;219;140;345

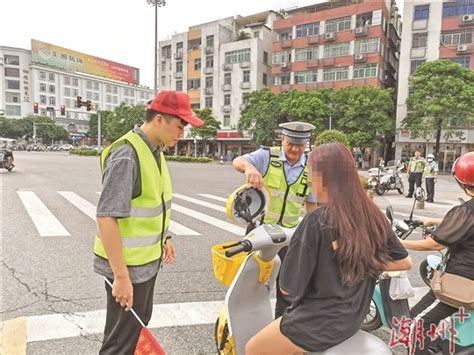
97;109;102;152
147;0;167;94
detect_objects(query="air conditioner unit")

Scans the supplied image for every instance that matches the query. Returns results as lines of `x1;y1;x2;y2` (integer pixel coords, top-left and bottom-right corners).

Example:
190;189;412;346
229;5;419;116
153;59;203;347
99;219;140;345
325;32;335;41
355;27;365;35
354;53;365;61
280;62;288;68
457;44;468;52
461;14;474;23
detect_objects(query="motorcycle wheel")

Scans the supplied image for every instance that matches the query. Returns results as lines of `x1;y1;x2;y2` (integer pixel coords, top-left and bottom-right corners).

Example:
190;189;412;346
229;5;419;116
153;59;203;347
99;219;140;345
419;259;432;287
397;183;404;194
361;300;383;331
375;185;385;196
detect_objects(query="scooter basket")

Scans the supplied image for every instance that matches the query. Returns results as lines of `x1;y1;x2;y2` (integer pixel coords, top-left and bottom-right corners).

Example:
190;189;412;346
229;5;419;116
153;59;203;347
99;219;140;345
212;242;247;287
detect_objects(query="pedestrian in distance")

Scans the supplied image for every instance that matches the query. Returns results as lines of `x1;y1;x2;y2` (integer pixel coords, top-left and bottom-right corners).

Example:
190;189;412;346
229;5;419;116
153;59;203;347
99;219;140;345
424;153;439;203
93;91;204;354
406;150;426;198
232;121;317;318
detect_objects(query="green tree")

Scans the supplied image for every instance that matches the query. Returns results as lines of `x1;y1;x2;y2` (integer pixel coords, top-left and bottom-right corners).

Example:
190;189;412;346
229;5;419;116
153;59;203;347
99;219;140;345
104;104;146;142
403;59;474;157
88;112;107;140
332;86;395;154
0;117;27;138
18;116;69;143
239;88;283;145
190;108;221;156
315;129;348;146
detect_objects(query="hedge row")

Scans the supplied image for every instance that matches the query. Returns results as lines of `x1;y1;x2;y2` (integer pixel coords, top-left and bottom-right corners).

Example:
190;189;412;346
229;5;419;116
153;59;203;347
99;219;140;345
69;149;100;156
165;155;212;163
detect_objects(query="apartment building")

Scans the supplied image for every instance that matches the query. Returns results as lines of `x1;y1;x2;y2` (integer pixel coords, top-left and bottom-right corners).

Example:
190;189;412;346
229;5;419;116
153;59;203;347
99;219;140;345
0;40;154;137
395;0;474;171
271;0;401;93
158;11;278;157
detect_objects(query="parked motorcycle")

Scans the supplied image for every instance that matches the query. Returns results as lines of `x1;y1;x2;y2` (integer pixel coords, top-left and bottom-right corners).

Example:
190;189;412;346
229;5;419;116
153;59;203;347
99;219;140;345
0;149;14;171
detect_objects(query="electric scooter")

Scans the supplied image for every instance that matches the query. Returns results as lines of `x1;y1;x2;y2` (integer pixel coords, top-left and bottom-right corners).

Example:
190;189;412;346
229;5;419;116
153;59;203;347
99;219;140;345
212;185;392;355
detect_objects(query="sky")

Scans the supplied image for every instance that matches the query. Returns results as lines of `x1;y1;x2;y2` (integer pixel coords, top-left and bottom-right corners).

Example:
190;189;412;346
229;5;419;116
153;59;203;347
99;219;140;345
1;0;403;89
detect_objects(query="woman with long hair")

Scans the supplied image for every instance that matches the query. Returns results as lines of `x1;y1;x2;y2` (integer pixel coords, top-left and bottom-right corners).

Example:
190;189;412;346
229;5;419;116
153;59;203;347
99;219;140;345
246;143;412;354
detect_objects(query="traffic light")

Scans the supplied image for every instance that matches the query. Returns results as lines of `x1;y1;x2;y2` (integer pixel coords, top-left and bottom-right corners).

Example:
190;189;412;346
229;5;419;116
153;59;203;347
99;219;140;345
86;100;93;111
76;96;82;108
60;105;66;116
33;102;39;114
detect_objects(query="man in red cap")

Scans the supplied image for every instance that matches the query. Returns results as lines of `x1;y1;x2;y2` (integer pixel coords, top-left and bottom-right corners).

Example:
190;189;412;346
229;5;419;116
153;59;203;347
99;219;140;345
94;91;204;354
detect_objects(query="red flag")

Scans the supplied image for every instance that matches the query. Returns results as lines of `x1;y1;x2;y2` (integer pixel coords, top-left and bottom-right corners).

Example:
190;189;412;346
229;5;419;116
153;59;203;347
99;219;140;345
134;327;166;355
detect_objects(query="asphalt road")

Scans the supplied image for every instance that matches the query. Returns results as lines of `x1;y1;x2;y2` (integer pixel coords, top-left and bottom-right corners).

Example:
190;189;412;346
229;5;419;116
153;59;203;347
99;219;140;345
1;151;465;354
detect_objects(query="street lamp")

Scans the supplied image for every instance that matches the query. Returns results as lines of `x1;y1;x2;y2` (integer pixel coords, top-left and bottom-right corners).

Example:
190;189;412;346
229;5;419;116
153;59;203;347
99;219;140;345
147;0;167;94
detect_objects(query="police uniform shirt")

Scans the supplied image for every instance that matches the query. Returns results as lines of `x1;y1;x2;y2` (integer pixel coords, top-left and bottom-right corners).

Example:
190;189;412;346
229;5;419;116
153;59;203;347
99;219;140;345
244;148;316;203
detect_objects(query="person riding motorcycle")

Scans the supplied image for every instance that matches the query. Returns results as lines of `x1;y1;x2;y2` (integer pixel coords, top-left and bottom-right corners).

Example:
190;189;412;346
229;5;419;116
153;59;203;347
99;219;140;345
401;151;474;355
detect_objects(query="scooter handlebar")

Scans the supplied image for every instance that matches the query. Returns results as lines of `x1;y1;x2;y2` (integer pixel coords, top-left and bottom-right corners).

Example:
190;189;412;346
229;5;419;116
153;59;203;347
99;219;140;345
225;240;252;257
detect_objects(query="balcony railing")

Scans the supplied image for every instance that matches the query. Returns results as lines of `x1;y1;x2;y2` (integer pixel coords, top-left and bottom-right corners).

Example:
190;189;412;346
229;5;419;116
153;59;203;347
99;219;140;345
174;71;183;79
223;63;233;71
240;82;251;89
174;52;183;60
280;39;293;48
240;61;251;68
222;105;232;113
204;67;214;74
222;84;232;91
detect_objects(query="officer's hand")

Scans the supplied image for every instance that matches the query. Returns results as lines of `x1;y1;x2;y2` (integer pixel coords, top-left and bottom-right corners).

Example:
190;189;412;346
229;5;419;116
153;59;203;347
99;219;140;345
163;239;176;264
245;165;263;189
112;276;134;311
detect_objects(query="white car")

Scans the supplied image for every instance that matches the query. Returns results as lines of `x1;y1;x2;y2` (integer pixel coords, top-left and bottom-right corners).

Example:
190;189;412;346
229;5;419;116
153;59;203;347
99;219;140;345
61;144;73;151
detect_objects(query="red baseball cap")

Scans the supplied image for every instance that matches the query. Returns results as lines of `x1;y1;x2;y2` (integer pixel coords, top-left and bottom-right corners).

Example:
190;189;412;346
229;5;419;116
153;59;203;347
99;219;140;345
148;91;204;127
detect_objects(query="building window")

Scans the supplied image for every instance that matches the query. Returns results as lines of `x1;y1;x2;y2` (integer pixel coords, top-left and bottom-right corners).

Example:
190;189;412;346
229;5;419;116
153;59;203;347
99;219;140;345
243;70;250;83
325;16;351;33
272;51;291;64
187;79;201;90
94;82;100;91
65;99;72;108
280;73;291;85
410;60;426;75
49;97;56;105
206;35;214;48
206;56;214;68
263;73;268;86
86;91;93;100
278;29;292;41
86;80;92;89
72;89;79;97
412;32;428;48
323;67;349;81
323;42;350;58
39;71;46;80
224;73;232;85
294;71;317;84
443;1;474;17
161;61;166;71
441;29;473;45
263;51;268;65
72;78;79;87
224;94;231;105
161;76;166;86
223;115;231;127
40;95;47;104
225;48;251;64
5;92;20;103
176;42;183;53
355;38;379;54
113;86;118;94
4;67;20;77
450;56;471;69
205;76;213;88
254;31;260;38
205;96;212;108
64;87;71;96
40;83;47;92
295;46;318;61
4;55;20;65
6;80;20;90
5;105;21;116
176;61;183;72
194;58;201;70
353;63;378;79
48;85;55;94
296;22;320;38
48;73;55;82
64;76;71;85
414;4;430;20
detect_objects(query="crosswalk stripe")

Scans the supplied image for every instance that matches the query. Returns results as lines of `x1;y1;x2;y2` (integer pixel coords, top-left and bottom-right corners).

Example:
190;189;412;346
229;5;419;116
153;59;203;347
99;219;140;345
58;191;96;220
169;220;201;236
197;194;227;203
17;191;71;237
172;203;245;235
173;193;226;212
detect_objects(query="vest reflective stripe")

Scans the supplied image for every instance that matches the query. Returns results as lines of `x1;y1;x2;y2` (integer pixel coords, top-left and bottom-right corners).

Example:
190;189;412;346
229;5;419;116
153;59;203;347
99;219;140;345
262;146;309;228
94;130;172;266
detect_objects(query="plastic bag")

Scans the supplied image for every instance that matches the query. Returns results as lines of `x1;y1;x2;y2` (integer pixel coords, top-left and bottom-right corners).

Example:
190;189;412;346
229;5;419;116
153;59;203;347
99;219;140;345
389;271;415;300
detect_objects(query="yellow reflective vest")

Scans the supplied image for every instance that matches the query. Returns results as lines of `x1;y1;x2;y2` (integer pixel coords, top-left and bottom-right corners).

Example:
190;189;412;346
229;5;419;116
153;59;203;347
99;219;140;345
262;147;309;228
94;130;172;266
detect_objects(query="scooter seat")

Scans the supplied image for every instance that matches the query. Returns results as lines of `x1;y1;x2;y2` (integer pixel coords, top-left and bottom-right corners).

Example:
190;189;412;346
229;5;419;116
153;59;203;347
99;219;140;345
308;330;392;355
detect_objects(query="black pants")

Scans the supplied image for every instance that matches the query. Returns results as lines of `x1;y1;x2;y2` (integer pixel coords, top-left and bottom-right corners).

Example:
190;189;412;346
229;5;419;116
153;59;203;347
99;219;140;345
409;290;458;355
100;275;157;355
275;246;294;319
408;172;423;196
425;178;435;202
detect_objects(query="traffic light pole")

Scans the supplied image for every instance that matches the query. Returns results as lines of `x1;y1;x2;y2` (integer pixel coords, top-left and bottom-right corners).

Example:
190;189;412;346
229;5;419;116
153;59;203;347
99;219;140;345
97;110;102;152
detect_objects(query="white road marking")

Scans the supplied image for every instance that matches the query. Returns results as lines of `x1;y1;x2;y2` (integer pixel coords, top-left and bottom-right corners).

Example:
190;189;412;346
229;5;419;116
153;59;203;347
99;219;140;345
173;193;226;212
169;220;201;236
24;286;430;343
17;191;70;237
172;203;245;235
197;194;227;203
58;191;96;220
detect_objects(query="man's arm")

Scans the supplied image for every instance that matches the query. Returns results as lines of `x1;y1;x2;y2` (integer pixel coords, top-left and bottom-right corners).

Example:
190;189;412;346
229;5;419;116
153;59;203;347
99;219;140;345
233;155;264;189
401;238;446;251
304;201;317;212
384;256;413;271
97;216;134;310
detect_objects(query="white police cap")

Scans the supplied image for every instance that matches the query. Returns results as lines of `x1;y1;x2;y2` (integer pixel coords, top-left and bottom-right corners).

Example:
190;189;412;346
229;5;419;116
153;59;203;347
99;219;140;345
279;121;315;145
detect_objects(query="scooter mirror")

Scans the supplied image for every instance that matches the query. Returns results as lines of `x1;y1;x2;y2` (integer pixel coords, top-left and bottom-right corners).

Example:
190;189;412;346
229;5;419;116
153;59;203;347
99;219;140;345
385;206;394;223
